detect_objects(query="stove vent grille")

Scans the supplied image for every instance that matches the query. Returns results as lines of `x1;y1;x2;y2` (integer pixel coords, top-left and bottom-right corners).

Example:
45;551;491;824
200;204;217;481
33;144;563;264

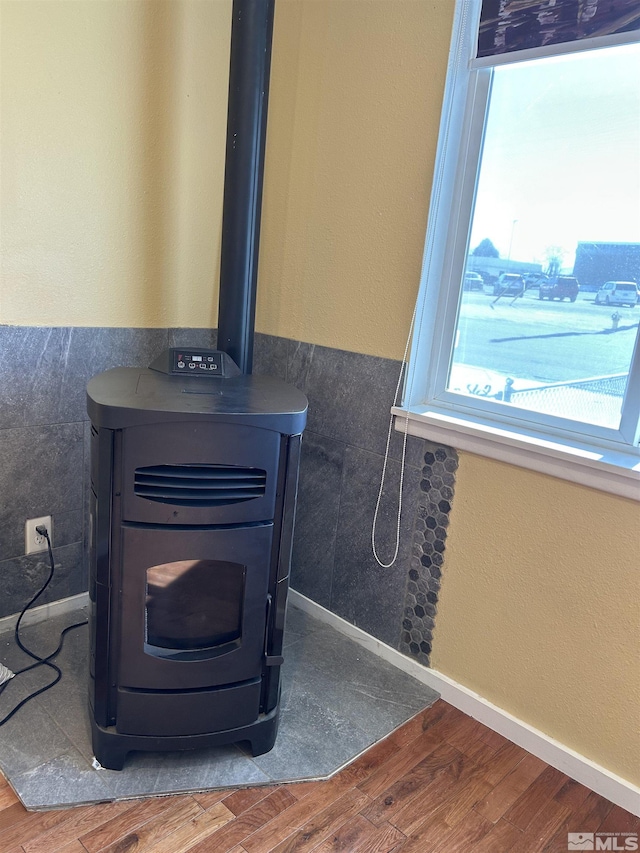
134;464;267;507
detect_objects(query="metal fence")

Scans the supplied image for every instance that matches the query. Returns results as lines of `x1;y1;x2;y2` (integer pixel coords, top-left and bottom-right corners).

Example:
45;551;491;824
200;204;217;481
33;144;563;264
507;373;628;428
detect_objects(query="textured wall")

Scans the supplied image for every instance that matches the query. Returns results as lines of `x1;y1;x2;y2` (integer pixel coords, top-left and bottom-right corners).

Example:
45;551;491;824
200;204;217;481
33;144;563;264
0;326;216;619
281;342;456;656
0;0;230;327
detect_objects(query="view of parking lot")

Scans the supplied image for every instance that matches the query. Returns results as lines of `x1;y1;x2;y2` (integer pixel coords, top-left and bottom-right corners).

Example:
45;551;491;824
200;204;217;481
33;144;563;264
445;43;639;430
449;287;639;428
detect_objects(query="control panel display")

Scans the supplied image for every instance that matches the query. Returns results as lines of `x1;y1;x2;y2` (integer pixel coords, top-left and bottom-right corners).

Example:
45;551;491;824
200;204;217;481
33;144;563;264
171;349;223;376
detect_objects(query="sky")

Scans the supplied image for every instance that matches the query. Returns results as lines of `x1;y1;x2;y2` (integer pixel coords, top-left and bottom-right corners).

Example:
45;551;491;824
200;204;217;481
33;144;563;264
469;42;640;272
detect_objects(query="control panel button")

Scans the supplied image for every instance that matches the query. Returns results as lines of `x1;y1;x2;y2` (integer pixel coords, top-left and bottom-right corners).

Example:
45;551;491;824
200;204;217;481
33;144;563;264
172;348;223;376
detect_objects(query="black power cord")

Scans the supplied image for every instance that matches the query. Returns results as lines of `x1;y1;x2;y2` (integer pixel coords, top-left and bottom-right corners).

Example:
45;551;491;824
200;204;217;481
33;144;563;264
0;526;88;727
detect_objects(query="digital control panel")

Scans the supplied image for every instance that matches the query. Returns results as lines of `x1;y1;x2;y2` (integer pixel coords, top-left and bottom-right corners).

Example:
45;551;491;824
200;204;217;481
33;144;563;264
171;349;224;376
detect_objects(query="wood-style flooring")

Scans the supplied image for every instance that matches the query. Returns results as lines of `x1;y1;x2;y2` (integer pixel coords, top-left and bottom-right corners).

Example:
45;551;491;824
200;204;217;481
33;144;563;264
1;701;637;853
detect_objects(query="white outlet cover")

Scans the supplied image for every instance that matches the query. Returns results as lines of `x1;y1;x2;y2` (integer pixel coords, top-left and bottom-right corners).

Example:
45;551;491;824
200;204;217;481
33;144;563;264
25;516;53;555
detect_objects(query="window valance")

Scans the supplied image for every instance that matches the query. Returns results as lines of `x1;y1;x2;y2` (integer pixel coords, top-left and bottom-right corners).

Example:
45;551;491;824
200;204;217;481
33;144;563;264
475;0;640;65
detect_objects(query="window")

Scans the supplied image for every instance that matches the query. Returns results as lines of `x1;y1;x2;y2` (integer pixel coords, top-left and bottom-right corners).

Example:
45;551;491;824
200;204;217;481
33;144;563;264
401;0;640;499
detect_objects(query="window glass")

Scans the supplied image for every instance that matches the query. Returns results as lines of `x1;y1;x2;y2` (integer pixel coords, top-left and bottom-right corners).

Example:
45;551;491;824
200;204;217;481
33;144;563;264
448;43;640;430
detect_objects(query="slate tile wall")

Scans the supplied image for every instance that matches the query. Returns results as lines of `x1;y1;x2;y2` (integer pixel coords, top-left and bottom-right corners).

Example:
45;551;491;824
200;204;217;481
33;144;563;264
0;327;457;667
252;335;459;664
0;326;215;620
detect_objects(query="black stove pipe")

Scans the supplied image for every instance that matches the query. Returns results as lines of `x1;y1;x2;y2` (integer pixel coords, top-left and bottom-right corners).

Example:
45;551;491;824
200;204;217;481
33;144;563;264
217;0;275;375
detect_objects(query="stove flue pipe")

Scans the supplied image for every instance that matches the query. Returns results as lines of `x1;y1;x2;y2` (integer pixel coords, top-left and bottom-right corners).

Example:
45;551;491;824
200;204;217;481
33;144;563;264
217;0;275;375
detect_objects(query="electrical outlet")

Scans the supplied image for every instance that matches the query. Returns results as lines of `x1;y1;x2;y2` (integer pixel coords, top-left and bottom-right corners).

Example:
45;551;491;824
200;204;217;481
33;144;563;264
25;516;53;555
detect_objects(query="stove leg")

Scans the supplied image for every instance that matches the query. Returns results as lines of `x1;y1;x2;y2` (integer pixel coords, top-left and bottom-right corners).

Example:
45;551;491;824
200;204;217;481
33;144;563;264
248;715;279;757
93;745;128;771
91;720;129;771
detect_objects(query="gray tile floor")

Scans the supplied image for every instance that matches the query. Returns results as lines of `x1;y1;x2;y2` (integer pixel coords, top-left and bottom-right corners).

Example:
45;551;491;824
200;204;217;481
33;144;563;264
0;603;438;810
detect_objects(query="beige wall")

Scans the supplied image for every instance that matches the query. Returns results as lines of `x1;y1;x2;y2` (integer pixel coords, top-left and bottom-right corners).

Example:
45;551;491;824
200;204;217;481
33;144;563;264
258;0;452;360
1;0;230;327
1;0;637;786
1;0;450;351
431;454;640;785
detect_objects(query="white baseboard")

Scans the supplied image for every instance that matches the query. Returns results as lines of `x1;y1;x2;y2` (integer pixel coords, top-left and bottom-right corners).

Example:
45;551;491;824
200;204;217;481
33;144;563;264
0;592;89;635
289;589;640;817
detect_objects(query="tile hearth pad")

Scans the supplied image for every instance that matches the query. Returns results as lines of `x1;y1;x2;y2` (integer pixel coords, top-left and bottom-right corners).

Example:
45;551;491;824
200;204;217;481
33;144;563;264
0;602;438;809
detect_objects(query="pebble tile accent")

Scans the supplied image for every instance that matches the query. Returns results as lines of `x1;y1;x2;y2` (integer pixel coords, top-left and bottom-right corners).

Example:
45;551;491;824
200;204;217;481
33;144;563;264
399;444;458;666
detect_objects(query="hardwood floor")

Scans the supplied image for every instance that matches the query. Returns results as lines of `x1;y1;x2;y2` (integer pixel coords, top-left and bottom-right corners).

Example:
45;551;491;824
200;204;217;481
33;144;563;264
1;701;637;852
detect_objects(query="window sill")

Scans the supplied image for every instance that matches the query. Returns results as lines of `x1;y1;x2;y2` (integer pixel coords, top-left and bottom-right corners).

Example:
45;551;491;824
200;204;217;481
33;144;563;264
391;406;640;501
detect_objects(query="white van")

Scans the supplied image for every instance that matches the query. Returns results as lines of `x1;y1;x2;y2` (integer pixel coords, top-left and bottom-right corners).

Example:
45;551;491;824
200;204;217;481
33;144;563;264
594;281;638;307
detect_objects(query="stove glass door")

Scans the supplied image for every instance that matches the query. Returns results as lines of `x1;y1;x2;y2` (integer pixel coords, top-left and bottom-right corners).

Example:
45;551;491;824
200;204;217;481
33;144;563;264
117;524;272;690
146;559;244;651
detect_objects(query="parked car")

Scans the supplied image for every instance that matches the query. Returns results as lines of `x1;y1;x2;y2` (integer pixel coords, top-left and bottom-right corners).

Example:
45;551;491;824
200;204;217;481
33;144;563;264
538;276;580;302
594;281;639;307
463;271;484;291
524;272;548;288
483;273;525;297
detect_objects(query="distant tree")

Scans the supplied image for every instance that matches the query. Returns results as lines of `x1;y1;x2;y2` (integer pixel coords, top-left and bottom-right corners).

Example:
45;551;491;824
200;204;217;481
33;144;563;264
544;245;565;277
472;238;500;258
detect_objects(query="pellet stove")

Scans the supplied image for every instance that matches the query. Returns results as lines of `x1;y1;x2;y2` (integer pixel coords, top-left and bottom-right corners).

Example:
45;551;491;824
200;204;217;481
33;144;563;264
86;0;305;769
87;348;306;769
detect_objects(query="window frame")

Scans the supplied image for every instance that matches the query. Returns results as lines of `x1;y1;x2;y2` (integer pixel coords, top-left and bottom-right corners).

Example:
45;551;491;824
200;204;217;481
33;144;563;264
399;0;640;500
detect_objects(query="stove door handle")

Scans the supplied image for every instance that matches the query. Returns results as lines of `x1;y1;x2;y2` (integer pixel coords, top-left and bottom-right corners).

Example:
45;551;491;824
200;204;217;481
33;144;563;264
264;593;284;667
